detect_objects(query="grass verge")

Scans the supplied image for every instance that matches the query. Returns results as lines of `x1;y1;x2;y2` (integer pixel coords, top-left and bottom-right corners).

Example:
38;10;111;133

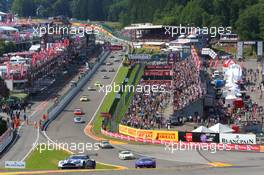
93;65;129;136
25;147;117;170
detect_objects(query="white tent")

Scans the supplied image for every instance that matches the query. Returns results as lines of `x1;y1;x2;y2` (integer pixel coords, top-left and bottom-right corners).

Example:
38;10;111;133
209;123;234;133
192;126;214;133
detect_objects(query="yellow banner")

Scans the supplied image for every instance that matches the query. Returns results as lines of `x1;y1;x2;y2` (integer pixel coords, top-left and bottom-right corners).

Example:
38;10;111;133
118;124;178;141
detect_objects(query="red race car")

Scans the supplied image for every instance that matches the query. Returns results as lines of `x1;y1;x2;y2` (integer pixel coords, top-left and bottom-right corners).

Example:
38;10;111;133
74;108;83;115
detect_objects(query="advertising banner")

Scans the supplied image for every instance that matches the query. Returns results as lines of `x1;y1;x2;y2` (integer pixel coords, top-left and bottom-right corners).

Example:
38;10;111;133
5;161;25;169
109;45;123;51
179;132;219;143
144;70;172;76
257;41;263;56
237;41;243;59
153;131;178;141
219;133;256;145
128;54;151;60
146;65;172;70
136;130;153;140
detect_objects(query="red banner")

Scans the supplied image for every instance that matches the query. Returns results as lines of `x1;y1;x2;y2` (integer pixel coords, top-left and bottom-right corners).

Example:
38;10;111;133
144;70;172;76
146;65;172;70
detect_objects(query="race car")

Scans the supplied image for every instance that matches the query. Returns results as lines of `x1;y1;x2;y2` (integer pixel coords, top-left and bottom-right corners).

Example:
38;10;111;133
108;68;115;72
73;108;83;115
135;157;156;168
87;86;96;91
74;116;85;123
102;75;110;79
80;95;89;101
99;140;113;149
118;151;135;160
94;81;103;87
58;154;96;169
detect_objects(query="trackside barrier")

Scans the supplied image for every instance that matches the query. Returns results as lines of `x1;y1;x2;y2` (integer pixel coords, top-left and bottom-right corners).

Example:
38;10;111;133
101;129;262;152
42;51;111;130
0;129;14;153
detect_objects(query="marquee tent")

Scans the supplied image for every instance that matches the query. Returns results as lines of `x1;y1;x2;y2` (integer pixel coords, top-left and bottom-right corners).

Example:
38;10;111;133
209;123;234;133
192;126;214;133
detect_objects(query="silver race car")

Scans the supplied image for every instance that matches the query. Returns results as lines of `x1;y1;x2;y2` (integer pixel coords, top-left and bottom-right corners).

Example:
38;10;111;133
58;154;96;169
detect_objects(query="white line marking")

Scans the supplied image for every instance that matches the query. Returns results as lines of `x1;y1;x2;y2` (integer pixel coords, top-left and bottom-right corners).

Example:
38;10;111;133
21;126;39;161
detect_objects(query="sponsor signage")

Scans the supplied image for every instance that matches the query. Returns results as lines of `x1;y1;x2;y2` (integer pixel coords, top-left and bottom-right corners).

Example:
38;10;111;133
237;41;243;59
167;52;176;64
179;132;219;143
144;70;172;76
220;133;256;145
5;161;25;169
109;45;123;51
137;130;153;140
128;54;151;60
154;131;178;141
243;41;256;45
118;124;178;141
257;41;263;56
146;65;172;69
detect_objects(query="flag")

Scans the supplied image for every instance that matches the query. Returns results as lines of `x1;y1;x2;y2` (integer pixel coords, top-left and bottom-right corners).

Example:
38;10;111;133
209;59;213;67
214;59;219;69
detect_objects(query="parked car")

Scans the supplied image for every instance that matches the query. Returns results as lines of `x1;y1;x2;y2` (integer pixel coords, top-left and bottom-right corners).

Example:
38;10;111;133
118;151;135;160
135;157;156;168
101;69;107;72
58;154;96;169
99;140;113;149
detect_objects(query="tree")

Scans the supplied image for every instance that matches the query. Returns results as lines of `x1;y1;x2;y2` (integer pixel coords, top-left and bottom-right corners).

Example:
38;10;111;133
52;0;71;17
0;77;9;98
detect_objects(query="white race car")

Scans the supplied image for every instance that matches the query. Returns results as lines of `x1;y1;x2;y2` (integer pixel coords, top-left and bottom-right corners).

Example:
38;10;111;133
118;151;135;160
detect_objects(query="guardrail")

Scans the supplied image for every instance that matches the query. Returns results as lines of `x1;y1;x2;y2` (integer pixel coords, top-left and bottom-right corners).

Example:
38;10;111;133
0;129;14;154
42;50;111;130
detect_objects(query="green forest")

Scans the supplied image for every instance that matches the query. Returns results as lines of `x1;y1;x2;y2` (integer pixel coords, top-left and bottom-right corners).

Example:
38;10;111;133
0;0;263;40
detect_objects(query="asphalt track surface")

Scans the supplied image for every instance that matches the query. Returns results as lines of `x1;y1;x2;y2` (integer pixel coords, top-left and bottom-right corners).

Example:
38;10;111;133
45;51;264;175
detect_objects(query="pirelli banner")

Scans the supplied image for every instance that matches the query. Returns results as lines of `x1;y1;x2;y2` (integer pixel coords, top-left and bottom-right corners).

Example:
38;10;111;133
119;124;178;141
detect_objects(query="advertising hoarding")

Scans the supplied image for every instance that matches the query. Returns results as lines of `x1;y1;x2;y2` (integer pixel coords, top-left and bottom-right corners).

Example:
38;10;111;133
219;133;256;145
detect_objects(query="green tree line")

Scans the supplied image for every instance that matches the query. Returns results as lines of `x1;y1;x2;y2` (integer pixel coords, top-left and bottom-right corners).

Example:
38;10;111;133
2;0;264;40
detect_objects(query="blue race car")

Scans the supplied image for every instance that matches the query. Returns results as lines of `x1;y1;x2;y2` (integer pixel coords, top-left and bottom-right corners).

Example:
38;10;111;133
58;154;96;169
135;157;156;168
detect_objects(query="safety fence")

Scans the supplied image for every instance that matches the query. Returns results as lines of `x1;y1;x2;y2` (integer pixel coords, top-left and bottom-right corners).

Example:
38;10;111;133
0;129;14;154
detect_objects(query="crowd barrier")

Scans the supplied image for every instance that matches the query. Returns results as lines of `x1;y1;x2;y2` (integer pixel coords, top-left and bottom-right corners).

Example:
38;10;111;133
101;125;263;153
0;129;14;153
